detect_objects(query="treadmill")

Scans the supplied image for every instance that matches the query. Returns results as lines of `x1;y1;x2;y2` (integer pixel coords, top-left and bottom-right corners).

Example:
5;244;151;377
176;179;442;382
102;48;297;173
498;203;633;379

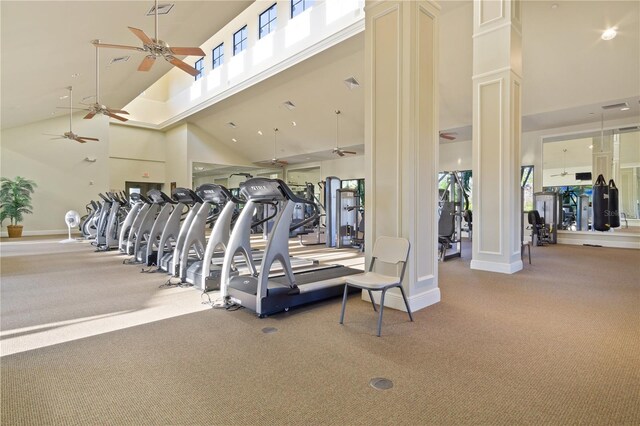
118;193;143;253
221;178;362;317
135;190;175;265
187;184;319;292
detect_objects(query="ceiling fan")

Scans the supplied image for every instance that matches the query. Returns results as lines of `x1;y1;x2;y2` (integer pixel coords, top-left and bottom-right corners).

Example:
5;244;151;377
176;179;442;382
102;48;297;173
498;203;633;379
256;128;288;167
92;0;206;77
439;131;457;141
332;110;356;157
551;149;569;177
44;87;99;144
83;42;129;122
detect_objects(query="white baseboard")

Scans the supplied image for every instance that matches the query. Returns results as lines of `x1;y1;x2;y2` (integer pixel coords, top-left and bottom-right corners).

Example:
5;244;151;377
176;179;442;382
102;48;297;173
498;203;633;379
1;229;71;238
361;286;441;312
470;259;523;274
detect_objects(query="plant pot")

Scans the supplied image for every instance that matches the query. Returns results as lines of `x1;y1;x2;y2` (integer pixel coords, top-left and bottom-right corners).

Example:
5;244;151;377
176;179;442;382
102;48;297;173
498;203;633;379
7;225;23;238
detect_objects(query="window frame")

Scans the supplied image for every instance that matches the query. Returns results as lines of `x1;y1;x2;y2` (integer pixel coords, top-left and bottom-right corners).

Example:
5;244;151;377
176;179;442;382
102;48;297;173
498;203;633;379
291;0;314;18
233;26;248;56
194;57;204;80
259;3;277;39
212;43;224;69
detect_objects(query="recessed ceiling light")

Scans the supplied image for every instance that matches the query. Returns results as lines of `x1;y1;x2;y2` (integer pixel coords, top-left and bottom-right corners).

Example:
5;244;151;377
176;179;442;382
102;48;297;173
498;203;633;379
257;130;263;135
232;138;237;143
344;76;360;90
147;3;174;16
551;3;558;9
227;122;237;128
291;121;297;127
282;100;296;110
59;95;69;100
621;107;630;111
601;28;617;41
71;73;80;78
589;145;593;150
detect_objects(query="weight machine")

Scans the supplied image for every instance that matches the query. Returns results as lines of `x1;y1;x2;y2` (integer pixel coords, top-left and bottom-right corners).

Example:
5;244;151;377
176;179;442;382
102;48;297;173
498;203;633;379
438;171;469;261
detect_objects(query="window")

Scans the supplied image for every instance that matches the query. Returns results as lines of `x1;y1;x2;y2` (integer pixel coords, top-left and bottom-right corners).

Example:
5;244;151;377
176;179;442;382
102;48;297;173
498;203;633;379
291;0;314;18
212;43;224;69
341;178;365;208
194;57;204;80
259;4;277;39
233;26;248;55
521;165;534;212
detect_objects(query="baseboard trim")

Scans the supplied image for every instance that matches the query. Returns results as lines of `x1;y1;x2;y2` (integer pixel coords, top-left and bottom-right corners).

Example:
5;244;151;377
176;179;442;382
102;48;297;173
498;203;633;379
470;259;523;274
1;229;70;238
361;286;441;312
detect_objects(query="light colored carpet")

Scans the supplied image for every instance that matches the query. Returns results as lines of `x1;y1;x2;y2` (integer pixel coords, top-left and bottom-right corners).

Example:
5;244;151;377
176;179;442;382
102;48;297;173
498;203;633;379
1;238;639;425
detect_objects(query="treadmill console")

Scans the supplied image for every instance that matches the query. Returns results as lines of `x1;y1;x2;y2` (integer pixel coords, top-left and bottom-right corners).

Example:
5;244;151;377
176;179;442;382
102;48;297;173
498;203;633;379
147;189;173;204
240;178;287;201
172;187;203;205
196;184;233;204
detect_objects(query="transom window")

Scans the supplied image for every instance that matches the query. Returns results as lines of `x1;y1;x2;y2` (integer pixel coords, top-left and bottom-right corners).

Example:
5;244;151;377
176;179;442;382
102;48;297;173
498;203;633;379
212;43;224;69
259;4;277;39
291;0;314;18
233;26;248;55
194;57;204;80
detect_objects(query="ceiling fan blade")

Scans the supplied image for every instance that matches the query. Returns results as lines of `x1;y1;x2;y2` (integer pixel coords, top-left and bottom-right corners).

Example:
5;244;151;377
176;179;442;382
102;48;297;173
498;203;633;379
105;112;128;122
77;136;99;142
84;111;97;120
128;26;154;45
138;55;156;72
74;138;88;144
105;108;129;115
92;41;143;52
168;56;200;76
337;151;345;157
49;137;65;140
170;46;205;56
439;134;456;140
341;150;357;155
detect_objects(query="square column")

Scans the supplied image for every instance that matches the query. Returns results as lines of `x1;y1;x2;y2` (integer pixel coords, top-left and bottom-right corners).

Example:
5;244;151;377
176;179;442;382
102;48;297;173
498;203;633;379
364;0;441;311
471;0;523;274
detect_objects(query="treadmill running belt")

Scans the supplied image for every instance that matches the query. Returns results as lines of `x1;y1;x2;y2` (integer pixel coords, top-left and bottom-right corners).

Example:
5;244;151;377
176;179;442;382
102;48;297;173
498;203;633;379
269;265;362;286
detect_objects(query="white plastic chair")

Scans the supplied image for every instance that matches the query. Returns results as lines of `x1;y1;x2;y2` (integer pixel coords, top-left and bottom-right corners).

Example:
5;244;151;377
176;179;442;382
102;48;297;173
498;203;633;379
339;236;413;336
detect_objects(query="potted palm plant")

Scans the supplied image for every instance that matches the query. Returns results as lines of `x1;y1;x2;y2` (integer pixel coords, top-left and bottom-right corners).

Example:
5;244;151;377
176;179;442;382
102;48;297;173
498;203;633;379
0;176;37;238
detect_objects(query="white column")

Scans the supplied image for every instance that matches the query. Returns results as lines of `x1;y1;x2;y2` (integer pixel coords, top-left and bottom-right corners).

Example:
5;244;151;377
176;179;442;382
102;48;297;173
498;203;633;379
364;0;441;311
471;0;523;274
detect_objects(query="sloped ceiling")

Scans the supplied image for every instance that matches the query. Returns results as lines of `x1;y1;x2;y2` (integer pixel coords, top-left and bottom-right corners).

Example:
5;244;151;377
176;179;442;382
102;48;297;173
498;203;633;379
1;1;639;166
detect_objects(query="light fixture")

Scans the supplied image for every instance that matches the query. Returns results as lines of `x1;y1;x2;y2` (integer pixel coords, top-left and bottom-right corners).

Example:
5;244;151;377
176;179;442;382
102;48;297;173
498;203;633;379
601;28;617;41
257;130;263;136
588;145;593;150
344;76;360;90
71;73;80;78
194;166;204;171
621;107;630;111
147;3;174;16
59;95;69;100
551;3;558;9
232;138;237;143
291;121;297;127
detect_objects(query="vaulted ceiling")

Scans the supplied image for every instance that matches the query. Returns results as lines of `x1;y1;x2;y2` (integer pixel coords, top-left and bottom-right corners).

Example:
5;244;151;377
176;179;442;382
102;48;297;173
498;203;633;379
1;1;639;166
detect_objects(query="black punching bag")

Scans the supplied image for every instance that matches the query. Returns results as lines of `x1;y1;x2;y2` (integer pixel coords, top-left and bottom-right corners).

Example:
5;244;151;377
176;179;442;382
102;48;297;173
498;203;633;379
592;174;609;231
608;179;620;228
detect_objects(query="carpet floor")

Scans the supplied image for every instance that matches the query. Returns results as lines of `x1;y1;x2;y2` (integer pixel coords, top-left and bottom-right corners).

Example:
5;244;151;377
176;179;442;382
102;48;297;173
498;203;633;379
1;238;638;425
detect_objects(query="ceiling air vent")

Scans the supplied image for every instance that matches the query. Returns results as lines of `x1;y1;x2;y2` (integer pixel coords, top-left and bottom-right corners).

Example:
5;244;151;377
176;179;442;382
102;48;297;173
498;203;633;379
344;76;360;90
109;56;130;65
619;126;640;133
147;3;174;15
601;102;628;110
282;100;296;110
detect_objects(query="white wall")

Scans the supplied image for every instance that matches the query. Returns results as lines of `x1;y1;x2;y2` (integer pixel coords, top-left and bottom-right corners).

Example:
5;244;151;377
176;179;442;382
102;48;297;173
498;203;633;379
108;125;166;191
1;114;110;235
164;125;189;189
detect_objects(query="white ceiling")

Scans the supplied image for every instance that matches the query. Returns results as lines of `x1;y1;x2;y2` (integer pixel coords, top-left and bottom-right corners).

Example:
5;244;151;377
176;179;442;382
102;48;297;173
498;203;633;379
1;0;252;129
2;0;639;166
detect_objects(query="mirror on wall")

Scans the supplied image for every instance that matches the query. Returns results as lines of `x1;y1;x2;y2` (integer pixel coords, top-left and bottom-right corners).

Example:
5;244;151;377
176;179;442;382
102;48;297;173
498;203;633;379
542;126;640;228
191;162;283;193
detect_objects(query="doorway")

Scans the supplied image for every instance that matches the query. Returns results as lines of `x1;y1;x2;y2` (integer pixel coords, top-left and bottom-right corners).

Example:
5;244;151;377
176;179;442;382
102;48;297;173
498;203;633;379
125;181;163;198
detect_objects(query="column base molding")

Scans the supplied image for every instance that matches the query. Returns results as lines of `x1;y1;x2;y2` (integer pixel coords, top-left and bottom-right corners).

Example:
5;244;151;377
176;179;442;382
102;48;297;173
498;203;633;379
470;258;523;274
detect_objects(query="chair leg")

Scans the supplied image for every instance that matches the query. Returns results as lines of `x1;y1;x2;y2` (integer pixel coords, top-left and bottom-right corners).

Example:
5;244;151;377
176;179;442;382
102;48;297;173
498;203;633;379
377;290;386;337
367;290;377;312
339;284;349;324
397;285;413;322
